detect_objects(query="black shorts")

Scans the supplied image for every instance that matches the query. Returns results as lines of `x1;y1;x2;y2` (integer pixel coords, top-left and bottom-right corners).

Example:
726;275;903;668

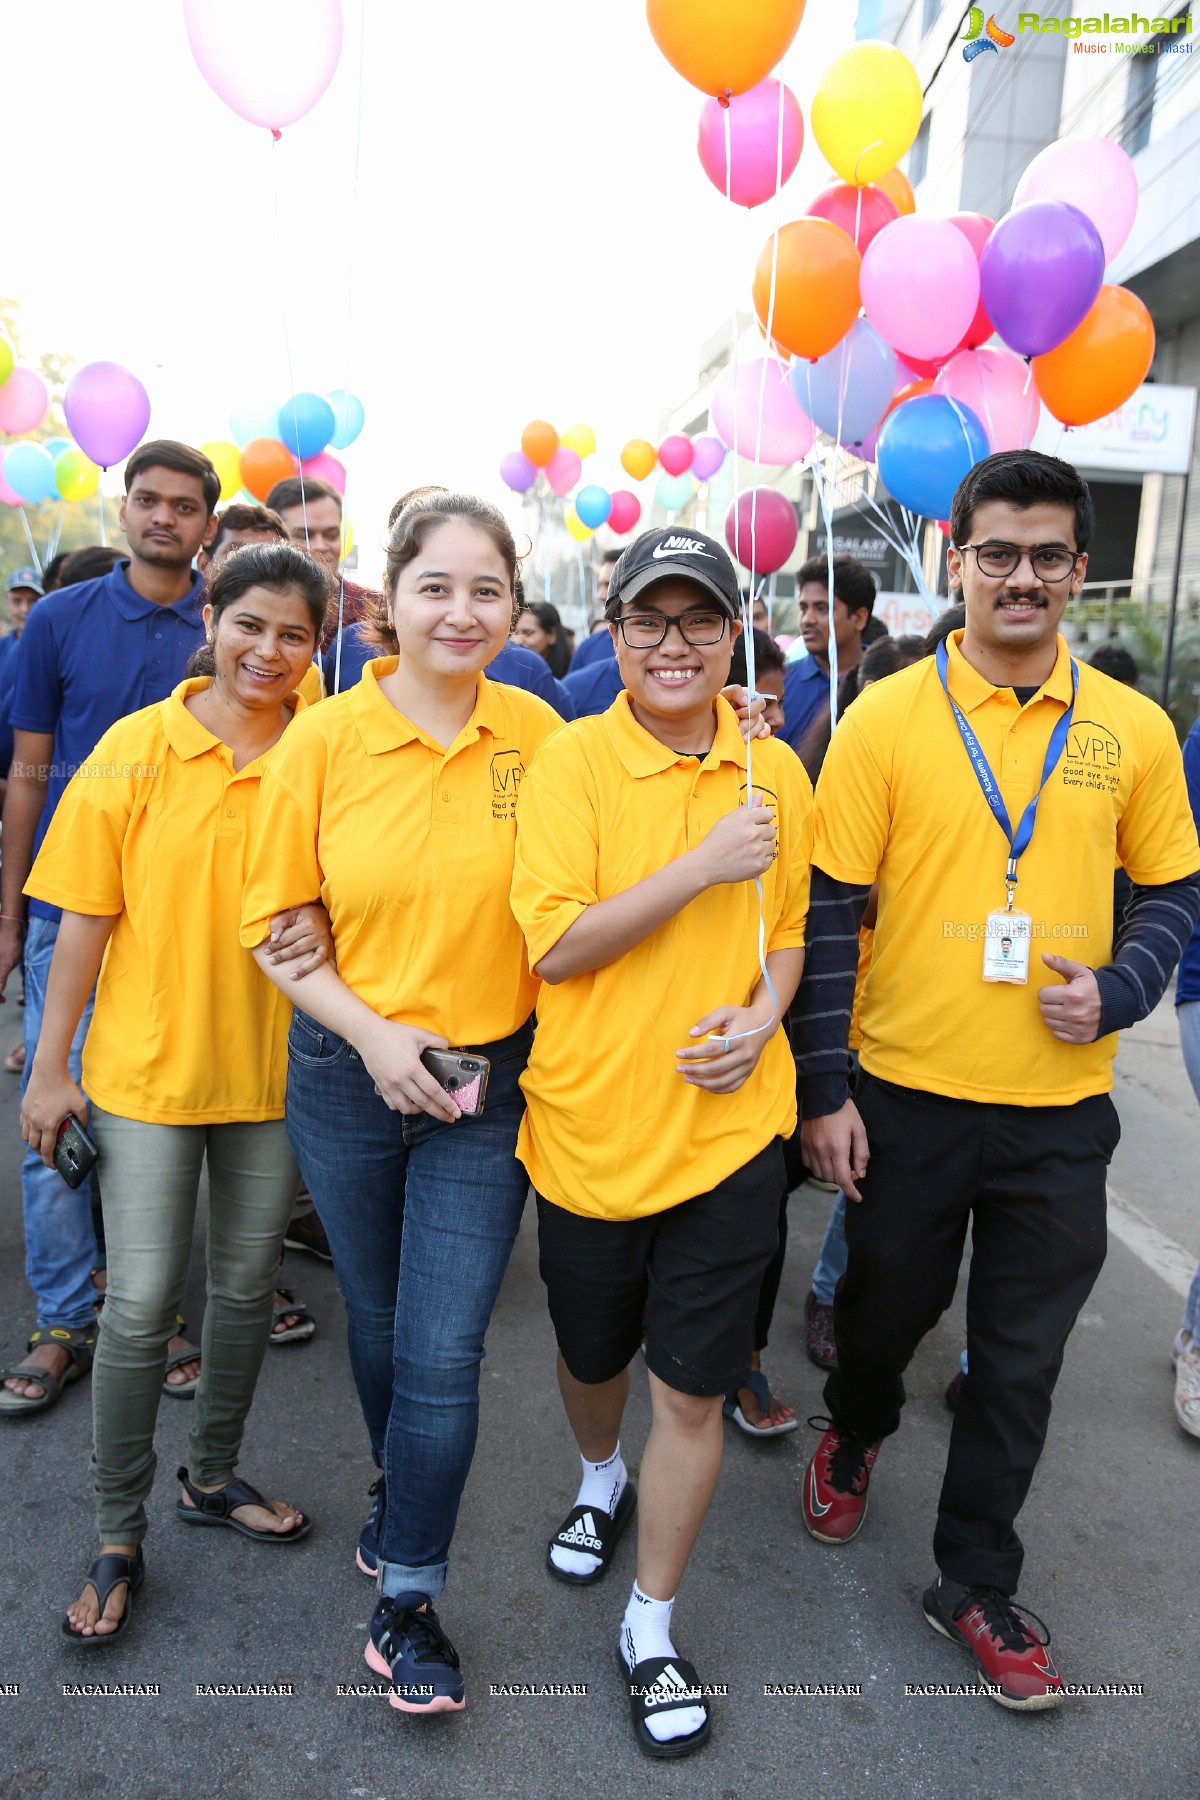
536;1139;785;1397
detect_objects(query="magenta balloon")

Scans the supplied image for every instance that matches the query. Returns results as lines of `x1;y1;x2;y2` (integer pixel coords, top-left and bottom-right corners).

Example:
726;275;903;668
690;434;727;481
724;488;798;575
697;78;804;209
979;202;1105;358
545;447;582;497
0;366;49;435
861;216;981;362
499;450;537;494
607;490;642;535
1013;136;1138;264
300;450;347;494
63;362;151;468
947;212;996;350
805;181;899;254
658;435;694;477
0;447;26;506
711;355;814;466
934;346;1041;453
183;0;343;131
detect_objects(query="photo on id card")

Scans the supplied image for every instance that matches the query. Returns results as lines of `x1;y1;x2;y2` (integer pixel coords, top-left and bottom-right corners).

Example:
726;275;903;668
982;909;1031;984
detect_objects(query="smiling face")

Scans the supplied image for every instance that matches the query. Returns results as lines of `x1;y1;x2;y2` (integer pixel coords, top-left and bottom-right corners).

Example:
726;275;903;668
612;576;738;746
948;498;1086;671
388;519;513;681
119;465;215;570
204;584;319;708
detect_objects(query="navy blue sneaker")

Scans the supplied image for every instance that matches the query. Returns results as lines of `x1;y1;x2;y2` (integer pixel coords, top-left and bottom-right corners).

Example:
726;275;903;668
365;1594;465;1713
356;1476;385;1579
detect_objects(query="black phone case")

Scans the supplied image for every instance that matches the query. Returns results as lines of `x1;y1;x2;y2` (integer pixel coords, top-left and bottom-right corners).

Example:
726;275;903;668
54;1117;99;1190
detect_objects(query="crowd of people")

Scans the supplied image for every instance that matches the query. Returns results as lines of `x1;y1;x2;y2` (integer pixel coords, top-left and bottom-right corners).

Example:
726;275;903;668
0;437;1198;1755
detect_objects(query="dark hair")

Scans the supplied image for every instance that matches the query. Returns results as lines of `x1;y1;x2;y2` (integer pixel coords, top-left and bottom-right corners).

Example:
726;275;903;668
207;502;287;562
796;554;877;620
41;552;73;592
599;548;622;569
265;475;341;517
857;637;906;685
57;545;125;587
862;613;889;645
125;439;220;515
948;449;1094;552
1087;642;1139;687
368;493;520;654
922;601;966;656
388;485;449;531
185;543;331;678
728;627;786;689
516;599;570;679
895;634;926;662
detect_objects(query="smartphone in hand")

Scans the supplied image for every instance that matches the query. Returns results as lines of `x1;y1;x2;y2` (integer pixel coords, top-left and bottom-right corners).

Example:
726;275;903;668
54;1116;99;1189
419;1050;491;1116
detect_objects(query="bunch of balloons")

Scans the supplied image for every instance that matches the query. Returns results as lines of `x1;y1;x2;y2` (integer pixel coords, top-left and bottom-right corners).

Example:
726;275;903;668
0;350;148;509
198;388;365;503
498;417;730;540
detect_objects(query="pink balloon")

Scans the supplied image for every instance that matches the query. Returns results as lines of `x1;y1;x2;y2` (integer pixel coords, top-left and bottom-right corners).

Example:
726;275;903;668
724;489;797;575
947;212;995;351
300;450;347;493
608;491;642;535
934;346;1042;453
690;434;727;481
805;181;899;254
658;435;694;477
861;217;981;362
0;366;49;435
711;355;814;466
1013;136;1138;264
183;0;343;132
63;362;151;468
0;447;27;506
697;78;804;209
545;447;582;497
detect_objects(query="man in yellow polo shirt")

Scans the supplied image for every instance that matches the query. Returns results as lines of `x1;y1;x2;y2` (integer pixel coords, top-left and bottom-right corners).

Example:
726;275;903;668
511;528;813;1760
795;449;1200;1712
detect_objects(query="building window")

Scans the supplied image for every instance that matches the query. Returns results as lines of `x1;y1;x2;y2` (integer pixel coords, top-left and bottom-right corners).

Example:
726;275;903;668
908;114;930;187
1121;9;1190;153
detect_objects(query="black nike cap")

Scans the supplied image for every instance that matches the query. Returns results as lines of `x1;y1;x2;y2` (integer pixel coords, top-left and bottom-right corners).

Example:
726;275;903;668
604;527;741;622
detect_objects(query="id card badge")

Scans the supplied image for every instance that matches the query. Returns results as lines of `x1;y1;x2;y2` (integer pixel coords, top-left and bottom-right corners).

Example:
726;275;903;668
982;909;1031;985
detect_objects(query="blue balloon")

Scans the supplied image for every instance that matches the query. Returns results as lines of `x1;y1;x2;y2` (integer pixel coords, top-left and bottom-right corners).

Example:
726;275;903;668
792;319;897;447
656;472;693;513
327;388;365;450
42;435;72;461
229;397;283;446
4;441;58;504
277;392;336;460
575;484;612;529
876;396;989;520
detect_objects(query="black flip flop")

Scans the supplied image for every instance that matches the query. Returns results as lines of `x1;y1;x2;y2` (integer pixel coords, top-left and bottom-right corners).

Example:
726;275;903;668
617;1649;712;1760
175;1466;312;1544
545;1481;637;1586
61;1547;144;1647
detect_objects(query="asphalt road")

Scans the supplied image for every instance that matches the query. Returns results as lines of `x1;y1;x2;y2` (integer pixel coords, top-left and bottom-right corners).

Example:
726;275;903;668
1;997;1197;1800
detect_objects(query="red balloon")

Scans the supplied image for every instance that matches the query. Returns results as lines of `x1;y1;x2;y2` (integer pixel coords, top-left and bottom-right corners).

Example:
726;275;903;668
608;490;642;535
895;353;944;382
724;488;797;575
947;212;995;351
805;181;899;254
658;434;694;476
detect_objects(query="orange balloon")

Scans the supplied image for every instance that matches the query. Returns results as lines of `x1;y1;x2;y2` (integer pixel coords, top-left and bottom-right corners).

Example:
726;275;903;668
646;0;807;98
877;167;915;217
883;377;935;422
240;437;295;501
521;419;559;467
1032;285;1155;428
754;219;861;362
620;438;658;482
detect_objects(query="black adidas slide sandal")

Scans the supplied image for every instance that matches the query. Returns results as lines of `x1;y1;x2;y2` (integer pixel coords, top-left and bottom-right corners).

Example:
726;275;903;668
617;1649;712;1760
545;1481;637;1587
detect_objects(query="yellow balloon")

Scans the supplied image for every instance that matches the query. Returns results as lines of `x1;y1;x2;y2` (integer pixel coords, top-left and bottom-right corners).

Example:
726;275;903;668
55;448;99;503
0;336;13;387
560;422;596;458
200;438;244;503
565;508;594;542
810;42;922;187
342;518;354;559
620;438;657;482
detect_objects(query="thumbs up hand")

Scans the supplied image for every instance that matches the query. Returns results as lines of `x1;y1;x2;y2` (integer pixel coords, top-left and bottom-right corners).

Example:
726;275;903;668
1038;953;1102;1043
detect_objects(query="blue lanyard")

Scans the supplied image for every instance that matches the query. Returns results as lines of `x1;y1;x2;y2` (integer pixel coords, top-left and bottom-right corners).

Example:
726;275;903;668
936;639;1077;903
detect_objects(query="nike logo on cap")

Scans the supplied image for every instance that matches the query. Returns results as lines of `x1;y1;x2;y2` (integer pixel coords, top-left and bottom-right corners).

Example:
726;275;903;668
652;536;714;560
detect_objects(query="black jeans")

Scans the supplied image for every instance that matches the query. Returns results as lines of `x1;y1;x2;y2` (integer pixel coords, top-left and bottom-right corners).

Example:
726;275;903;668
826;1070;1119;1593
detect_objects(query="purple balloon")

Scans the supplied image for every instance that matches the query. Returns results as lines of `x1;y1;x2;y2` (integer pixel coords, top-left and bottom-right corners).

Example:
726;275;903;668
64;361;151;468
500;449;537;494
979;202;1105;359
690;434;727;481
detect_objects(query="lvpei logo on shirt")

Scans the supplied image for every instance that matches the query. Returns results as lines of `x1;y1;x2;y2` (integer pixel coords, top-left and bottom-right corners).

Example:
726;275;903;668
1060;720;1123;796
491;750;525;821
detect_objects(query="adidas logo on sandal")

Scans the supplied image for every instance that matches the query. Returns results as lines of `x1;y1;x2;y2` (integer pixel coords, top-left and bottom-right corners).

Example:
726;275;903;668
557;1512;603;1551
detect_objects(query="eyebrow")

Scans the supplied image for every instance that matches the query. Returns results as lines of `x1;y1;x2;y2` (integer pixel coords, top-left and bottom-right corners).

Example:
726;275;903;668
980;537;1072;549
415;570;503;582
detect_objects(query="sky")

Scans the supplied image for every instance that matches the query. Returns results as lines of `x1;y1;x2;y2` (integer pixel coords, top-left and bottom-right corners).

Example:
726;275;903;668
2;0;856;582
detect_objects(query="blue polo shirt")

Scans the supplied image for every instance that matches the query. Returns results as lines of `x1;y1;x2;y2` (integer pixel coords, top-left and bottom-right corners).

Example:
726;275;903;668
0;631;22;777
563;656;625;718
11;560;207;923
781;654;830;754
322;622;575;719
568;628;616;674
1176;718;1200;1004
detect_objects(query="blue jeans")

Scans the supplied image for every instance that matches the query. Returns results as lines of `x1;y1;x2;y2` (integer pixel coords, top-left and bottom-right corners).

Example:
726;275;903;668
285;1011;533;1601
811;1191;848;1306
20;915;100;1330
1173;1002;1200;1340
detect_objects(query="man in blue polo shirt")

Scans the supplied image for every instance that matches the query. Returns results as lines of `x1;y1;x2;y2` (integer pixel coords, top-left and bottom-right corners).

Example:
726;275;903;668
0;440;219;1418
782;555;875;754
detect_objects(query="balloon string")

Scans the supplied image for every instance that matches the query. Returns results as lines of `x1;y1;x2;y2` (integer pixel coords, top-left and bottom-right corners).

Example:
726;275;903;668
17;506;41;574
331;0;367;697
269;134;309;555
97;486;107;549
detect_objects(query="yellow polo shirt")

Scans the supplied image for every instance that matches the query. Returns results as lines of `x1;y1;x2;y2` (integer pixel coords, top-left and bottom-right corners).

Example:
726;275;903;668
297;661;325;707
511;693;814;1220
815;631;1200;1104
25;679;305;1125
240;657;561;1042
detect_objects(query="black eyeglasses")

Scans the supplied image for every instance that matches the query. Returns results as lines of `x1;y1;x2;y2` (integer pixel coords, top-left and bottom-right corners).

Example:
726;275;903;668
615;608;729;648
956;542;1083;582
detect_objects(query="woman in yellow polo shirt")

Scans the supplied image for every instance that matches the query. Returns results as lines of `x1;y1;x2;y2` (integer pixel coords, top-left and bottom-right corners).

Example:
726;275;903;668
19;542;331;1647
240;492;561;1717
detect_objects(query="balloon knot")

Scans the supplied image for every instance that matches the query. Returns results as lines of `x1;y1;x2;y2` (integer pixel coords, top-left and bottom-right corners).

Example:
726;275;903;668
717;89;731;109
271;127;282;142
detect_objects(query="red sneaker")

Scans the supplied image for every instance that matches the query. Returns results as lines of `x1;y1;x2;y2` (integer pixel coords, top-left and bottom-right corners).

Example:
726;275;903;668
922;1578;1064;1711
801;1419;881;1544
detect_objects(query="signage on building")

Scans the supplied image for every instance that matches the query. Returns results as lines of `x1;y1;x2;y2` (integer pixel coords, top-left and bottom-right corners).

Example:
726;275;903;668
875;591;940;640
1033;383;1197;475
813;528;894;577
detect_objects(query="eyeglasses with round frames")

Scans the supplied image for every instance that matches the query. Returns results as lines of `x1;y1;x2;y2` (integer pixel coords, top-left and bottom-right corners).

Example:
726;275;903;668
616;609;730;648
955;542;1083;582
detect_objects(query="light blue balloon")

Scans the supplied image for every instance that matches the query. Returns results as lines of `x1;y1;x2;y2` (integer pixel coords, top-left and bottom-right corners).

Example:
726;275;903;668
791;319;897;447
4;441;58;504
278;391;336;460
42;435;72;461
876;396;989;519
327;388;365;450
229;397;283;447
575;484;612;529
656;472;693;513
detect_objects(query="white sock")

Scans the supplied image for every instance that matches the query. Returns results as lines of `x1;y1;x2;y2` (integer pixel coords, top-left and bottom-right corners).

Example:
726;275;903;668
548;1445;627;1578
620;1582;707;1745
